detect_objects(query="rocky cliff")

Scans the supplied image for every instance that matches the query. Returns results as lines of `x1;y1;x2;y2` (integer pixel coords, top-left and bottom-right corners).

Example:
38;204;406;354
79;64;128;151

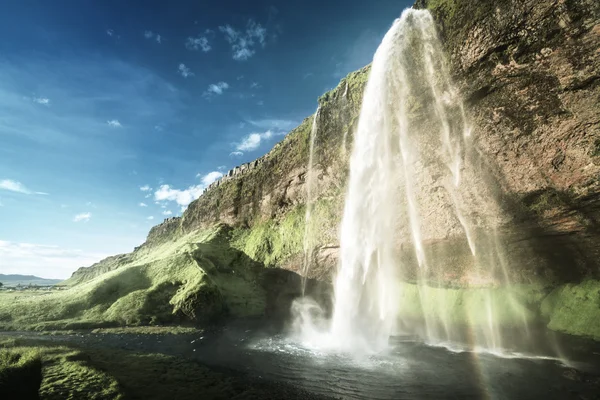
66;0;600;338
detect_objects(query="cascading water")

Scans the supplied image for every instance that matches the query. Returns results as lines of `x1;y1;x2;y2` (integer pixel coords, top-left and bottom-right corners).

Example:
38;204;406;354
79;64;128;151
301;107;321;295
294;8;535;355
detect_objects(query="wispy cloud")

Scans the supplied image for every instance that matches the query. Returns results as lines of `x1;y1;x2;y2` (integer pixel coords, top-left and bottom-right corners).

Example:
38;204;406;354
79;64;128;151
250;82;260;89
140;185;152;192
162;210;172;216
73;212;91;222
219;19;267;61
139;202;148;207
33;97;50;105
248;118;297;131
0;179;47;195
204;81;229;97
147;216;154;220
106;29;114;37
236;130;284;152
107;119;122;128
229;151;244;157
178;63;194;78
0;240;109;279
144;30;162;43
185;35;211;52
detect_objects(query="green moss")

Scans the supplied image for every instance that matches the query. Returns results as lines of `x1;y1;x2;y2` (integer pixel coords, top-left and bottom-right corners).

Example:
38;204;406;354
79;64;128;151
541;280;600;340
230;206;305;267
524;189;565;215
426;0;458;20
0;346;42;399
397;282;547;328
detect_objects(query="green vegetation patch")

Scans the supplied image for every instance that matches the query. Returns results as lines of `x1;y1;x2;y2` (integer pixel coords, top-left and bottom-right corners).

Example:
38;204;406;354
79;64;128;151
397;282;547;328
0;338;122;400
541;280;600;340
0;225;268;331
0;344;43;399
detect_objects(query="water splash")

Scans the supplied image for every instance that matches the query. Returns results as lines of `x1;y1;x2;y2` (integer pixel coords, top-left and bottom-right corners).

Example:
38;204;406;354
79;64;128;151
294;8;536;355
301;107;321;294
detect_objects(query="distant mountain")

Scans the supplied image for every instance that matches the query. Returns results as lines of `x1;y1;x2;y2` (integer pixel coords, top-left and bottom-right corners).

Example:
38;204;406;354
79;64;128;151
0;274;62;287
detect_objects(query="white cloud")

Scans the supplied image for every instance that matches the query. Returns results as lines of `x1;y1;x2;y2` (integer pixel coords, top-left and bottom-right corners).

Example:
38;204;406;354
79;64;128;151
178;63;194;78
219;19;267;61
154;184;204;207
185;35;211;52
236;130;284;152
0;179;47;195
140;185;152;192
147;216;154;220
144;30;154;39
198;171;223;186
73;212;91;222
106;29;114;37
237;133;262;151
217;165;227;171
162;210;172;216
139;202;148;207
204;81;229;96
107;119;122;128
156;34;162;44
0;240;110;279
250;82;260;89
154;170;223;208
229;151;244;157
33;97;50;105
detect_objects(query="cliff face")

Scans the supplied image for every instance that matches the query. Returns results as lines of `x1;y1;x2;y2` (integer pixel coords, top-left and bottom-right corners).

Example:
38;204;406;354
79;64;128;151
418;0;600;282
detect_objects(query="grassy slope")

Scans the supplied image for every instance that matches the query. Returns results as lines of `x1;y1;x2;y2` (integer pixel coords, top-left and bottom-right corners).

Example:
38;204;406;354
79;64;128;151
0;225;267;331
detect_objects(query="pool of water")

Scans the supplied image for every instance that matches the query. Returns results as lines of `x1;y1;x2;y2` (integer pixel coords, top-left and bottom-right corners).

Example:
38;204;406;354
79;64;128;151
11;324;600;399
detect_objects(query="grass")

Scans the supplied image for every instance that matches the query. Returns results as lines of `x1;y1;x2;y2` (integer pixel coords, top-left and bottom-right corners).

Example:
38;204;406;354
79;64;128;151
0;225;268;332
0;338;121;399
0;342;43;399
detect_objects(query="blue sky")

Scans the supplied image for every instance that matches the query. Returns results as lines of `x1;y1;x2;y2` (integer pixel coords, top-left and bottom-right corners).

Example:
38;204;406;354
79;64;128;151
0;0;412;279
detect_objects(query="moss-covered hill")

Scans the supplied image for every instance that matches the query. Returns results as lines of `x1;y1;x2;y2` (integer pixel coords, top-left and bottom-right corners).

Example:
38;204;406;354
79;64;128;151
0;225;329;331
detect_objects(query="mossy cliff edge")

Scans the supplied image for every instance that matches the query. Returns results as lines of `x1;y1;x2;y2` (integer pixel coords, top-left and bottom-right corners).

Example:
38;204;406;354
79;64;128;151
27;0;600;339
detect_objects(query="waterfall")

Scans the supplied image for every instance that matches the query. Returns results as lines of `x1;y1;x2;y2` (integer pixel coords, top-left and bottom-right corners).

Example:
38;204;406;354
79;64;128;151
295;8;533;355
301;107;321;294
